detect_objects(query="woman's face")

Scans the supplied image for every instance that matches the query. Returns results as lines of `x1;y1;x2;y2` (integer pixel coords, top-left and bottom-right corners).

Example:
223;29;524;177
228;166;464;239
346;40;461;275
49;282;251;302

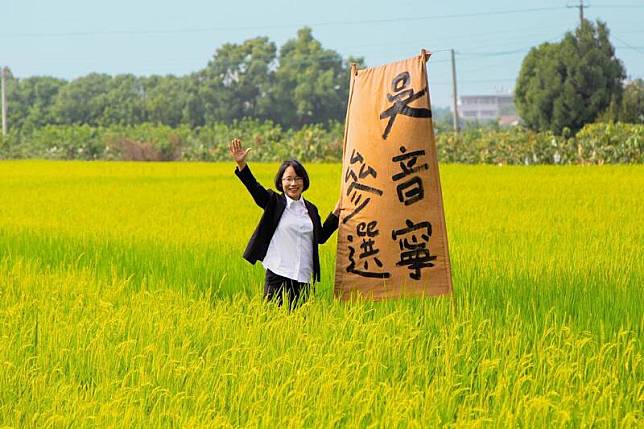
281;165;304;200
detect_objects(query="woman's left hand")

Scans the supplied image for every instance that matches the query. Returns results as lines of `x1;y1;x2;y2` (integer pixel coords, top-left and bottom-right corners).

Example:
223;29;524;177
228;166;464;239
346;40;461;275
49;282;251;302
333;199;342;217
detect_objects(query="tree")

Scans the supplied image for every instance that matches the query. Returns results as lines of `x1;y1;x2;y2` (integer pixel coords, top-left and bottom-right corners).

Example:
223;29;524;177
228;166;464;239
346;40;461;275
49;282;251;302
2;71;67;132
182;72;206;127
98;74;146;126
51;73;113;125
4;28;364;131
271;27;362;128
52;73;148;126
201;37;277;123
620;79;644;123
141;75;189;127
515;20;625;134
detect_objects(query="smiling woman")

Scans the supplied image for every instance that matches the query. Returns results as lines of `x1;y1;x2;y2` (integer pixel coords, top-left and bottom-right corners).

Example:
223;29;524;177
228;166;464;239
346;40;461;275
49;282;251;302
229;138;341;309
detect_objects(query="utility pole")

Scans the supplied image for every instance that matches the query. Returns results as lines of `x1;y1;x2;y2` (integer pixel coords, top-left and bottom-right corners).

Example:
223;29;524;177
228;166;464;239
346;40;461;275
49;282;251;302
1;67;7;137
450;49;459;133
568;0;587;26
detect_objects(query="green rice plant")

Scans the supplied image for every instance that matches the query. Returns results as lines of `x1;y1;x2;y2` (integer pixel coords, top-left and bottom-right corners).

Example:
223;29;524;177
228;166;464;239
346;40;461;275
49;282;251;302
0;161;641;427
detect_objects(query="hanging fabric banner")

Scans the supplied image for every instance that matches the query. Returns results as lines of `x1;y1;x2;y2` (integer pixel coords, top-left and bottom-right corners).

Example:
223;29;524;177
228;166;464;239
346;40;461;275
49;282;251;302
334;52;453;300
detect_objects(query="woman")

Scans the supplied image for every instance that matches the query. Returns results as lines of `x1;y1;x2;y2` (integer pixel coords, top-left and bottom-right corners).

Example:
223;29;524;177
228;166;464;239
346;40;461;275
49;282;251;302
229;138;341;309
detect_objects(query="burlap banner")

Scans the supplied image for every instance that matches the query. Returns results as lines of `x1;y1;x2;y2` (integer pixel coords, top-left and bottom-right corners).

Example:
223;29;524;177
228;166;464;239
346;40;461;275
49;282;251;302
334;52;452;300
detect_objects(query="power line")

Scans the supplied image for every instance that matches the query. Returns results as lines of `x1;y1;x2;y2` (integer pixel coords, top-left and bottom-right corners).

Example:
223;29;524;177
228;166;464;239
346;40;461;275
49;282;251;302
346;22;566;55
591;4;644;8
613;35;644;56
0;6;569;39
311;7;570;26
430;78;516;86
457;58;527;74
458;48;534;57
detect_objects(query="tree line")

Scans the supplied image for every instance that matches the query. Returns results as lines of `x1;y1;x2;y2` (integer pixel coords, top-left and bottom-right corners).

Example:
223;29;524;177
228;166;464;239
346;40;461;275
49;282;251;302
3;20;643;138
4;27;364;132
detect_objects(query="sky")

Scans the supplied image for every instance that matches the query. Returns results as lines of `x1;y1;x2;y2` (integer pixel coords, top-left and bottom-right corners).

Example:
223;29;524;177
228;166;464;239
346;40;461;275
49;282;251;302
2;0;643;108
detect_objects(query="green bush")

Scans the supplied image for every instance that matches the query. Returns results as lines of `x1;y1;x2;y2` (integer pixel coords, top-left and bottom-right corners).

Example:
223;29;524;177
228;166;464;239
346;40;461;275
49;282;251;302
1;121;641;164
574;122;643;164
435;123;642;165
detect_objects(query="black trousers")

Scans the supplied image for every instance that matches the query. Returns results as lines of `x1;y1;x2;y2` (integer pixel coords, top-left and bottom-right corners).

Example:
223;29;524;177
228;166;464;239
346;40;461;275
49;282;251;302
264;269;311;310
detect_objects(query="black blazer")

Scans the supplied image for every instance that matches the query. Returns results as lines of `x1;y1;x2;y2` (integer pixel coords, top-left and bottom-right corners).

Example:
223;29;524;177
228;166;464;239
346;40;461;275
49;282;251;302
234;165;339;283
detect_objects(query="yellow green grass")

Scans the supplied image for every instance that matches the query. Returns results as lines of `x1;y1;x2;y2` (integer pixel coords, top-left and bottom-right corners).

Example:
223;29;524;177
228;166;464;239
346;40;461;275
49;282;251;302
0;160;642;427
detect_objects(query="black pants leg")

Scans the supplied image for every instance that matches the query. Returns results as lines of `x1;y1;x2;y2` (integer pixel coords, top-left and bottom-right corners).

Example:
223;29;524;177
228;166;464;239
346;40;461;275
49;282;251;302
264;269;311;310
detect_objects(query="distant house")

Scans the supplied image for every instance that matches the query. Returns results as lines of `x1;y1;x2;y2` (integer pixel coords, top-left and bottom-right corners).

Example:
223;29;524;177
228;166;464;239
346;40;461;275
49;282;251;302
456;94;519;125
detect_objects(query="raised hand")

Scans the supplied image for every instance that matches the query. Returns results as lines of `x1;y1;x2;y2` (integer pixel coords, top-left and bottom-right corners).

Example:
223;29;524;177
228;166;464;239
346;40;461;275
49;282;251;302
333;199;342;217
229;138;251;170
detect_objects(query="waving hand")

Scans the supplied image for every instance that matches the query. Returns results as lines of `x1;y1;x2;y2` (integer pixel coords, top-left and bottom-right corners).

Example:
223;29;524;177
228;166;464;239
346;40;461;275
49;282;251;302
229;138;252;170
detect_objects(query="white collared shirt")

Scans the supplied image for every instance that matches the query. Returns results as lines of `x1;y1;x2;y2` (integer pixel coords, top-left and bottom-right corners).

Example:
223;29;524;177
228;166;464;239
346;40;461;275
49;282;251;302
262;194;314;283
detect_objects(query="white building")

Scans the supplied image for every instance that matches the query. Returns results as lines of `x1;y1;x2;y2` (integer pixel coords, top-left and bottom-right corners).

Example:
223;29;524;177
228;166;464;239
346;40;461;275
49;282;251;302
457;94;518;124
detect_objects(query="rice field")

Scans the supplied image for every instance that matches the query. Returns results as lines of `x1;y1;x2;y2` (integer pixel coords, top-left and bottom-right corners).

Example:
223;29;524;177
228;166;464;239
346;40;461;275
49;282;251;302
0;160;642;428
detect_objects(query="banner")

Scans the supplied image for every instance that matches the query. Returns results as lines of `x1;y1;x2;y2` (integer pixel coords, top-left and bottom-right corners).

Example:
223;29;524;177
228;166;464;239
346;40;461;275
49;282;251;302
334;52;452;300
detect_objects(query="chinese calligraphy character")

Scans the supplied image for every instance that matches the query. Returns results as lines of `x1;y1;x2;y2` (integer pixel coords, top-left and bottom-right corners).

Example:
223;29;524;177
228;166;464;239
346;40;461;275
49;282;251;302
347;221;391;279
343;149;383;224
392;145;428;206
392;219;437;280
379;71;432;140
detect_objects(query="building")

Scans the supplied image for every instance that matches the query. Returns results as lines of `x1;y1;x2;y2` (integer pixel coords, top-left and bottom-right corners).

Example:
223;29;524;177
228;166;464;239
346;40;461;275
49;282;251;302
457;94;519;125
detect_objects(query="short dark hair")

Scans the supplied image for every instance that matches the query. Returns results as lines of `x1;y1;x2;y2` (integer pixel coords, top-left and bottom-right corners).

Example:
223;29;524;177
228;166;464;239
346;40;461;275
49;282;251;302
274;159;310;193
